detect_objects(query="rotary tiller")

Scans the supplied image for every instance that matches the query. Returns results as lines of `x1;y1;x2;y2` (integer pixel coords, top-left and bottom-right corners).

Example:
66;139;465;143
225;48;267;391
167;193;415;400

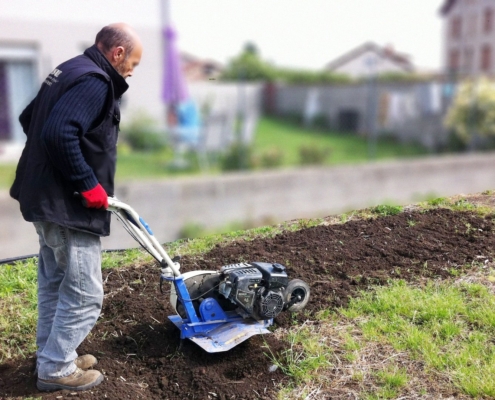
108;197;310;353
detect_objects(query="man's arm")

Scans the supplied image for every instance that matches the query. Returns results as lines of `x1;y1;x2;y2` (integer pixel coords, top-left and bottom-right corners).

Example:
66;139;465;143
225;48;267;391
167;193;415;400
41;75;109;193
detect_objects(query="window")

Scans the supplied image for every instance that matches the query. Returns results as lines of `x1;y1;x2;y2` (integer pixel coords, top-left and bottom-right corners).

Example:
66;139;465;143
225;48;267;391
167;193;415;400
485;8;493;33
481;44;492;72
0;45;37;143
451;16;462;39
449;49;460;72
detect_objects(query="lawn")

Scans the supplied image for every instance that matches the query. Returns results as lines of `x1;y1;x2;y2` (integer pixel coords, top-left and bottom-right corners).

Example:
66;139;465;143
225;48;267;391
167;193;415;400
0;116;430;189
253;117;428;166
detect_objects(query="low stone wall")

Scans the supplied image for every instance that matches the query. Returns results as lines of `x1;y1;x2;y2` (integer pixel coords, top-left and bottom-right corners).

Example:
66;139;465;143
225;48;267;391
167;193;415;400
2;152;495;260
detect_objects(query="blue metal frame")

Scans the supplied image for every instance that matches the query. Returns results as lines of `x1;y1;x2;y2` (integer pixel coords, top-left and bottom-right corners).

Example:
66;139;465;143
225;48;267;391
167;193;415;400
164;275;273;352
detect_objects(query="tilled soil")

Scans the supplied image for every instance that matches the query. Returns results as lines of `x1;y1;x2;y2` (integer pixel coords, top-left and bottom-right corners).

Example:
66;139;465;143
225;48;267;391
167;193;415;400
1;204;495;399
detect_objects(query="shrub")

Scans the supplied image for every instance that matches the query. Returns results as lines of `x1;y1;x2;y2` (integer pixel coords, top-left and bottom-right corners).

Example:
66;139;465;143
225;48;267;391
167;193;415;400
311;113;329;129
259;147;285;168
120;112;166;152
298;144;332;165
444;78;495;144
219;142;255;171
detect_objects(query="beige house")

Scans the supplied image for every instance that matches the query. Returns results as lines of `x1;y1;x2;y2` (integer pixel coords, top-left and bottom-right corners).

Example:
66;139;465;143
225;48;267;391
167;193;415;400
324;42;414;79
441;0;495;77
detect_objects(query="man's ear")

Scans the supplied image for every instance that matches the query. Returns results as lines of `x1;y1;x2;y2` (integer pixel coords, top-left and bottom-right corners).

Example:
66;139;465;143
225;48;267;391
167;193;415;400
112;46;125;63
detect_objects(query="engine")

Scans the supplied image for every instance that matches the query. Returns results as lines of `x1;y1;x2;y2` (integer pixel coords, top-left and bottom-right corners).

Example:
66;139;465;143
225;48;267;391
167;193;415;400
218;262;289;320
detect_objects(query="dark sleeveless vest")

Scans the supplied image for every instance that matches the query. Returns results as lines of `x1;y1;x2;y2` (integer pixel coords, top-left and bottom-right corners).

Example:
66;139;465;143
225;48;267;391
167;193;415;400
10;45;128;236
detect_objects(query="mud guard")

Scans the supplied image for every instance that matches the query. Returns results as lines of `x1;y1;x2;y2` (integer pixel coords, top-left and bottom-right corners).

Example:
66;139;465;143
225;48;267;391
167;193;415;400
169;315;272;352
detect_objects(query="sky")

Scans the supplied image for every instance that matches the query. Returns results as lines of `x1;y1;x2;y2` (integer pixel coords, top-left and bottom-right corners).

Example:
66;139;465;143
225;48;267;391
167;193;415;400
2;0;446;71
170;0;446;71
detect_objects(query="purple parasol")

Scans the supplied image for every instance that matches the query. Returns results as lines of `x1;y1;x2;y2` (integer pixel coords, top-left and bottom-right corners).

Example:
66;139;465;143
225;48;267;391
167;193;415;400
162;25;188;104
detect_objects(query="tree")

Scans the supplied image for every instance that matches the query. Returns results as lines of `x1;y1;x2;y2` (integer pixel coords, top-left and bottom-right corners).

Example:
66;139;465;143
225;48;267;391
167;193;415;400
220;42;276;81
444;78;495;146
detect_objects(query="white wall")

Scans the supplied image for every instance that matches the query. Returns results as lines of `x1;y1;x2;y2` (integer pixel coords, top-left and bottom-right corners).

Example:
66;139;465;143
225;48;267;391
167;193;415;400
0;0;165;139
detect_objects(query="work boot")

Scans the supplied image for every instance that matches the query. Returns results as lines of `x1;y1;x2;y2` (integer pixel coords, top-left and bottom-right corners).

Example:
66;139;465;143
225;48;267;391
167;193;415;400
33;354;98;376
74;354;98;370
37;368;104;392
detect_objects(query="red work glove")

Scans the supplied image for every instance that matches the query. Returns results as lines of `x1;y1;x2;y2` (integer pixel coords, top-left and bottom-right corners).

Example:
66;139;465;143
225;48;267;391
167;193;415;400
81;183;108;209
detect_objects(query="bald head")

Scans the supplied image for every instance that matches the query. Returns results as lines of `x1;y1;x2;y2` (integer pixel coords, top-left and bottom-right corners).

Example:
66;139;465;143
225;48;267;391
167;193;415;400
95;23;143;79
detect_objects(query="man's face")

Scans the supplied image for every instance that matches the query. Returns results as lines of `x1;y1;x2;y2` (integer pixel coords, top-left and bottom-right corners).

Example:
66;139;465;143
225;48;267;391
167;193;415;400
114;44;142;79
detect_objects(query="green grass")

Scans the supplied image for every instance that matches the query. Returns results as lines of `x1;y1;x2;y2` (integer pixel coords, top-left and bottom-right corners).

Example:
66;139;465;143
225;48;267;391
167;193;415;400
341;279;495;397
253;117;428;166
265;324;333;386
0;258;38;361
370;204;403;216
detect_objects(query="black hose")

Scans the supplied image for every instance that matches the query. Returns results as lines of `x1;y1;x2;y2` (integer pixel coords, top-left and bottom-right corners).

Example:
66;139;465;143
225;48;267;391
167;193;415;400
0;248;134;266
0;254;38;265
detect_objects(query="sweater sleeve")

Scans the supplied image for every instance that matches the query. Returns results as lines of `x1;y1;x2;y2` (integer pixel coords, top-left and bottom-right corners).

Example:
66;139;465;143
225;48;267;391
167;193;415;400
41;74;109;192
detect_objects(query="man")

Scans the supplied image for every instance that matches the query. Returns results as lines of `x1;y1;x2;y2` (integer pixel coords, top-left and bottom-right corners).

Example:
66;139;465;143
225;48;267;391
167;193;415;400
10;23;142;392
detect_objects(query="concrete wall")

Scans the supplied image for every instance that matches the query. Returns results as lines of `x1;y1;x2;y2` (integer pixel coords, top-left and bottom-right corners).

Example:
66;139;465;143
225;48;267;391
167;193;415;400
2;152;495;260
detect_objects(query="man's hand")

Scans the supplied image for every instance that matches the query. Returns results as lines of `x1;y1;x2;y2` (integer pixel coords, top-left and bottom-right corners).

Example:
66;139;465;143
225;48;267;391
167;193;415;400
81;183;108;209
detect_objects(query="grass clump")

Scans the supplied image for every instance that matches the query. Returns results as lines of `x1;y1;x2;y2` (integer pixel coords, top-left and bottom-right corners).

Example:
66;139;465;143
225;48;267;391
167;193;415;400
426;196;447;206
264;323;334;398
341;279;495;397
365;366;408;399
101;248;152;270
0;258;38;361
370;204;403;217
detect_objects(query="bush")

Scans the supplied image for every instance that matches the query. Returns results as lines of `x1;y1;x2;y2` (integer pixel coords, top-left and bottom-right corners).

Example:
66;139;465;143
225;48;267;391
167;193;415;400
444;78;495;145
298;144;332;165
259;147;285;168
219;142;255;171
120;112;166;152
306;113;329;130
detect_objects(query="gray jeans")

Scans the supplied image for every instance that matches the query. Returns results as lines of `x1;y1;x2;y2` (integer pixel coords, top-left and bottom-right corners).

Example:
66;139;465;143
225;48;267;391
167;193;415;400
33;221;103;380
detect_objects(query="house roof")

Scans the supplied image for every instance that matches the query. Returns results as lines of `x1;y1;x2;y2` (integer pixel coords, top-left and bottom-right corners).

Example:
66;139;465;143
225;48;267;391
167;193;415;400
180;51;223;70
179;51;223;81
439;0;458;16
325;42;413;71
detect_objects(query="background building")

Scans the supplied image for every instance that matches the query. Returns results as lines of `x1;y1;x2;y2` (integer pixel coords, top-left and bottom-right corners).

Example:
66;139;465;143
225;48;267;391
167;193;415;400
0;0;163;153
325;42;414;79
441;0;495;77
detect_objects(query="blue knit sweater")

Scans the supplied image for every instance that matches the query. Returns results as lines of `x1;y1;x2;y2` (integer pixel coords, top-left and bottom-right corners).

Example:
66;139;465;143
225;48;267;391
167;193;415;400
21;74;109;192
